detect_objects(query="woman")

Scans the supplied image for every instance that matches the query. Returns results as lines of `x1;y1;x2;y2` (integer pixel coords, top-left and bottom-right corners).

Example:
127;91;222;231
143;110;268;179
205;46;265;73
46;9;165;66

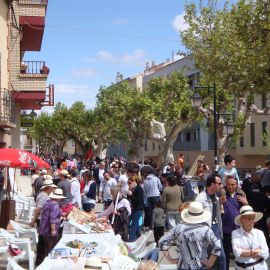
81;171;96;212
97;187;131;241
36;188;66;266
162;175;184;229
159;201;220;270
232;205;269;269
127;175;144;241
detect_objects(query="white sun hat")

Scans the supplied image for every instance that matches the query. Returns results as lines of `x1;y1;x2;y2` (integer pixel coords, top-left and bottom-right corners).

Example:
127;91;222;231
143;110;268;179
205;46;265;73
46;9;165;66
40;179;57;190
181;201;211;224
49;188;66;199
234;205;263;225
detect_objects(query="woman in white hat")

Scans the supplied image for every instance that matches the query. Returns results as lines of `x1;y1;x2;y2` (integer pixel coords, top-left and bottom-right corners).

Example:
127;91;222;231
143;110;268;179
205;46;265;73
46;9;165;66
36;188;66;266
232;205;269;269
158;201;221;270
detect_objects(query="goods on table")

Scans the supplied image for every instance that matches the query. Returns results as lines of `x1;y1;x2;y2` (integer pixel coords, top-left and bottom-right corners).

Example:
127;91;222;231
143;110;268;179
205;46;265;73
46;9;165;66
84;257;102;269
67;208;112;233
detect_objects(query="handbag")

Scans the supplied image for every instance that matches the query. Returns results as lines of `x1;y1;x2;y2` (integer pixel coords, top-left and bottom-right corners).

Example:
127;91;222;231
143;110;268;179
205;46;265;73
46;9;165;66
8;244;22;256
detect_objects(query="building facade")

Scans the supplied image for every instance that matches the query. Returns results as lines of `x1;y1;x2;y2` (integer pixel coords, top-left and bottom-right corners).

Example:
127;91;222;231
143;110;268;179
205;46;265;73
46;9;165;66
0;0;54;150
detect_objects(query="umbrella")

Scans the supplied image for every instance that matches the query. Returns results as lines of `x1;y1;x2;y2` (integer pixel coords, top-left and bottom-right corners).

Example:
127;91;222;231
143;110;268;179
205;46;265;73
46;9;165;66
0;148;50;169
0;148;37;169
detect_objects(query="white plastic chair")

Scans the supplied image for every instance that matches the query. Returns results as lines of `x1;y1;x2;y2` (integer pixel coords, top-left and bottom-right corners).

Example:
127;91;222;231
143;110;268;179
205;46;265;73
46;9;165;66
7;257;27;270
9;220;38;244
135;242;157;259
109;255;138;270
126;230;153;255
0;229;35;270
159;264;178;270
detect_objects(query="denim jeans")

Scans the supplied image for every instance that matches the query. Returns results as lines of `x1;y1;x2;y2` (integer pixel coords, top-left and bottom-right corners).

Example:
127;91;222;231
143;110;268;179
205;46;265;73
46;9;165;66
211;223;226;270
144;248;159;262
128;210;143;241
166;210;180;229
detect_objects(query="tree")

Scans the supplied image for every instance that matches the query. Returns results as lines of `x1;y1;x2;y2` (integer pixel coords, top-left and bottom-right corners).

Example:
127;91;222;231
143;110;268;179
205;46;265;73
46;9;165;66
96;83;154;161
144;71;198;165
181;0;270;164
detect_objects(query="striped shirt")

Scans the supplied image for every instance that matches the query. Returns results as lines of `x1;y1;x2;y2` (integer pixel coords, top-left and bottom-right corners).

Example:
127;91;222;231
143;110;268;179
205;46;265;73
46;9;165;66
159;223;221;269
144;174;163;197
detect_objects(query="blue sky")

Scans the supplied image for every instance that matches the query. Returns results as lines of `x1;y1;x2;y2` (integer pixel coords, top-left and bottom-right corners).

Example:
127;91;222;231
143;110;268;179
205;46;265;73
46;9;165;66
26;0;232;112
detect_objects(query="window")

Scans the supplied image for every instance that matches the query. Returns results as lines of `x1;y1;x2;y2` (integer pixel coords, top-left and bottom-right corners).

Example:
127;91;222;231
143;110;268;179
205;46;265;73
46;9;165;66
262;121;267;146
186;132;191;142
250;123;255;147
144;140;148;151
194;130;197;142
240;136;244;147
262;94;267;109
152;141;155;151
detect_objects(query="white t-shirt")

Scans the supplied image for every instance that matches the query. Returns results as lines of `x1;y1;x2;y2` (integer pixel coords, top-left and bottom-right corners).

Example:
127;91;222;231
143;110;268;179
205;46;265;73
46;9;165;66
118;173;128;196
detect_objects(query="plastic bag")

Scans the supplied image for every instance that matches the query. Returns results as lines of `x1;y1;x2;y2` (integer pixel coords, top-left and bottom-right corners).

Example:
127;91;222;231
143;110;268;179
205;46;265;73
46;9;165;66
8;244;22;256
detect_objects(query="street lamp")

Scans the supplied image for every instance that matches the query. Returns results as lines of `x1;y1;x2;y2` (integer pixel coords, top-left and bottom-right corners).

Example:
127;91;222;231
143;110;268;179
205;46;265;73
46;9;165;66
191;84;234;170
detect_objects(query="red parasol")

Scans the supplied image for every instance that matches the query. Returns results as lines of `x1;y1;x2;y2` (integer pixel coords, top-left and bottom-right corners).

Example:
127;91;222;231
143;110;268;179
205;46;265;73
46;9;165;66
0;148;50;169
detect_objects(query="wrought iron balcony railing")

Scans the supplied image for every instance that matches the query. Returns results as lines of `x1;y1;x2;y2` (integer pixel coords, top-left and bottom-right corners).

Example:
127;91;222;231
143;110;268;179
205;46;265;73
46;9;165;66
19;0;48;5
0;88;15;124
20;61;49;75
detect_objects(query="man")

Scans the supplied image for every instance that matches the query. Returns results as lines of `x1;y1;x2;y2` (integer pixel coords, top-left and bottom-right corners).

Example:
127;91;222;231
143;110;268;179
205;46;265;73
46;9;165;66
159;201;221;269
218;154;240;185
232;205;269;269
99;171;117;209
93;161;106;201
57;170;73;208
118;168;129;197
261;160;270;187
70;170;81;209
176;153;184;170
243;171;270;249
34;169;47;200
221;176;248;270
195;173;226;270
142;166;163;228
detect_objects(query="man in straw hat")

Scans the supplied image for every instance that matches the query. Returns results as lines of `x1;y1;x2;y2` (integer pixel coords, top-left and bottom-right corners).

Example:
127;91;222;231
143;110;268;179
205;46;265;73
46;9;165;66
232;205;269;270
159;201;221;270
36;188;66;266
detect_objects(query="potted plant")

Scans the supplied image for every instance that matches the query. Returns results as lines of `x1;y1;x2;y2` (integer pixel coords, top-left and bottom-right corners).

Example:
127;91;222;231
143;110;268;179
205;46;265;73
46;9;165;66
40;65;50;74
20;63;27;74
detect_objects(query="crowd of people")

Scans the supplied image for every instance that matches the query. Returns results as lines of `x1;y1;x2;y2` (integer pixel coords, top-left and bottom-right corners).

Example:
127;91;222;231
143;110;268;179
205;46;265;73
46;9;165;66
29;153;270;269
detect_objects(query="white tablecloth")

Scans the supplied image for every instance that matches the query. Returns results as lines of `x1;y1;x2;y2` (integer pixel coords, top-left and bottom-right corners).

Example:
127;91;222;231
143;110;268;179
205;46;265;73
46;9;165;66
36;232;119;270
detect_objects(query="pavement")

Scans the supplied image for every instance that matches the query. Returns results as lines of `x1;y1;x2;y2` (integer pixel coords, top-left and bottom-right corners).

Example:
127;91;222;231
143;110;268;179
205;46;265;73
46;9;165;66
0;177;269;269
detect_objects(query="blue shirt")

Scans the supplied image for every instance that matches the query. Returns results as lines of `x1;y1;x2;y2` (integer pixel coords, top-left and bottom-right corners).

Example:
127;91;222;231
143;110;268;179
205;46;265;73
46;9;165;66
222;191;241;234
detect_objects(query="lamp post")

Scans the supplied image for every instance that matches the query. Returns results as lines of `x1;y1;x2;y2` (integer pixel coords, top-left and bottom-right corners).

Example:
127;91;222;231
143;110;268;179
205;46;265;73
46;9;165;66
192;84;234;170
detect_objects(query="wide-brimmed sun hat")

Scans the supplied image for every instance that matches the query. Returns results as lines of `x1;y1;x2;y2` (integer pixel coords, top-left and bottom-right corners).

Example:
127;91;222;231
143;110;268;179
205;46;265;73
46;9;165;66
49;188;66;199
40;179;57;190
59;169;69;176
235;205;263;225
181;201;211;224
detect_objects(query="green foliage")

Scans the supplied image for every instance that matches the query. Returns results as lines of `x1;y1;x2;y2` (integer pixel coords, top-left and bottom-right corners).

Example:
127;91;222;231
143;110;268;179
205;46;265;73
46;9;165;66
181;0;270;152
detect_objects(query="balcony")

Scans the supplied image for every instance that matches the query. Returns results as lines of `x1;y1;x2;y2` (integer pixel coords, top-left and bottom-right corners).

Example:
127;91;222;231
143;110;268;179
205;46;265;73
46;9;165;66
20;61;49;76
0;89;16;128
19;0;48;51
12;84;54;110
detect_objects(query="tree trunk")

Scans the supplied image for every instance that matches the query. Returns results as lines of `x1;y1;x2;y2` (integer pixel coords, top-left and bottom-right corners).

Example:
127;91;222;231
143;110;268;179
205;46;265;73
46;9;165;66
128;135;145;162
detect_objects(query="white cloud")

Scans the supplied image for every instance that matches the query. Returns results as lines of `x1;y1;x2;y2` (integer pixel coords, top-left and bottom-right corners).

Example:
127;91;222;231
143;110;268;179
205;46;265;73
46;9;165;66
97;49;145;66
113;18;128;25
55;83;90;94
80;57;96;63
72;68;97;77
172;13;189;32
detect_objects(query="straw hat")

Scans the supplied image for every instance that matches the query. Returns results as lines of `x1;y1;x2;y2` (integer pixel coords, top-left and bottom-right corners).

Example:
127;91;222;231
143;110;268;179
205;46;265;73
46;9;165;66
49;188;66;199
234;205;263;225
40;179;57;190
44;174;53;181
181;201;211;224
59;169;70;177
